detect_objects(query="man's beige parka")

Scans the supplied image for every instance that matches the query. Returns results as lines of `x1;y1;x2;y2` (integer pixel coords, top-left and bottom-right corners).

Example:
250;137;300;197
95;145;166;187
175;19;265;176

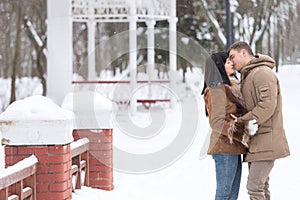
239;54;290;162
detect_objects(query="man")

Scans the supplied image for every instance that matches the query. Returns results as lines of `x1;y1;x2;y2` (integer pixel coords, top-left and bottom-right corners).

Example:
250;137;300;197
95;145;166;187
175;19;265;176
228;41;290;200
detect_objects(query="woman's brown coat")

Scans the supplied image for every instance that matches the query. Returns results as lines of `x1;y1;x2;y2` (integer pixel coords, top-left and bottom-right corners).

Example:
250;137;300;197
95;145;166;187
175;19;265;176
203;80;247;155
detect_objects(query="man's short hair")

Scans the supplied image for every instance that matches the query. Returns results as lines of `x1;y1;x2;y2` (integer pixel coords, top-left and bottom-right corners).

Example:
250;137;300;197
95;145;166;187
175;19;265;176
228;41;254;56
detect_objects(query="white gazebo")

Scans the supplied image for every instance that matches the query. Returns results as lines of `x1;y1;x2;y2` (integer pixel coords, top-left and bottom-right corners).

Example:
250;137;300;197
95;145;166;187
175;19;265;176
47;0;177;114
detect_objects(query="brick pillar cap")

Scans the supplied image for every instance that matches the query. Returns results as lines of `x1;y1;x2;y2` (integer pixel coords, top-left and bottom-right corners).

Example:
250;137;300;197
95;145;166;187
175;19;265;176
62;91;115;129
0;95;74;145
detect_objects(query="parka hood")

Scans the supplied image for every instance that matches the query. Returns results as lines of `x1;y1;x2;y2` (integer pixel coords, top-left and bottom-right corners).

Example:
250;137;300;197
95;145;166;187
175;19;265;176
240;53;276;75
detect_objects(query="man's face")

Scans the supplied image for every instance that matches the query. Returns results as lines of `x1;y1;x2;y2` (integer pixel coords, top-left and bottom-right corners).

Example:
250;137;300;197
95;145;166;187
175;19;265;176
229;49;245;72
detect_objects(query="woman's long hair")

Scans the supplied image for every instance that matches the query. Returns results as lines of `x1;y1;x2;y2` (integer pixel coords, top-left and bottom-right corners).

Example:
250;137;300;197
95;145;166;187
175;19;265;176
201;52;231;95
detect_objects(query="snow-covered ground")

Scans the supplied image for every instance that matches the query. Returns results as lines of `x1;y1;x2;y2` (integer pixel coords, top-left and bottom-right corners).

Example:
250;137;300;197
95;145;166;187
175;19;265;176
1;65;300;199
72;65;300;200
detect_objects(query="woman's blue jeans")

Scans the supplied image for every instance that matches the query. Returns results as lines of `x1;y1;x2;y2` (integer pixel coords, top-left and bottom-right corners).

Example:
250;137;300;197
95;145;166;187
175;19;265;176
212;154;242;200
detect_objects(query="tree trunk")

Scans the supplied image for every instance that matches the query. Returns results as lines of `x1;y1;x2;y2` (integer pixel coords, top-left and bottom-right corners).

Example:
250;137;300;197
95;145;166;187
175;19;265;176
274;17;280;73
10;5;23;104
37;43;47;96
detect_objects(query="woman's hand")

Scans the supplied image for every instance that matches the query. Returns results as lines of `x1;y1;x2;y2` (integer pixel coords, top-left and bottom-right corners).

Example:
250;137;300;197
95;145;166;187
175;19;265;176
231;114;258;135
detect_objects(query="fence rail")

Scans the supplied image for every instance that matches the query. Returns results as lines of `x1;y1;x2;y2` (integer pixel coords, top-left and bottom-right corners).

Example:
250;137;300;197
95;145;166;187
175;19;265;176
0;155;38;200
72;80;170;84
70;137;90;191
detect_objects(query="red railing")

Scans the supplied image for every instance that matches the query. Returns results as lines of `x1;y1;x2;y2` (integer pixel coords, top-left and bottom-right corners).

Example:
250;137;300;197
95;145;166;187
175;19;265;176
72;80;171;108
72;80;170;84
70;137;90;191
0;155;38;200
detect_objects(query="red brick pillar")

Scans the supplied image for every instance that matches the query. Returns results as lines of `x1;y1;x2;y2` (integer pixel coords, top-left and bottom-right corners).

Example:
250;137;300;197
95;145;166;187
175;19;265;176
73;129;114;190
5;144;72;200
0;95;74;199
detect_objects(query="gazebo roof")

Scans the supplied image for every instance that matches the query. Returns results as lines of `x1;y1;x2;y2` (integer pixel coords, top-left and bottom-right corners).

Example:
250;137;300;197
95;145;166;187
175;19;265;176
71;0;173;22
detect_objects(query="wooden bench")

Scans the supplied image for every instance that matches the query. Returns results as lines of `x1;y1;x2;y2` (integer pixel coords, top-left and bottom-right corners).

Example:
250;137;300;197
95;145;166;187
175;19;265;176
137;99;170;109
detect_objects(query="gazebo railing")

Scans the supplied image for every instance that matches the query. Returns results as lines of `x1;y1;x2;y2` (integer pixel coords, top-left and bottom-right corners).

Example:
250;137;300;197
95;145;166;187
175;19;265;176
71;0;171;22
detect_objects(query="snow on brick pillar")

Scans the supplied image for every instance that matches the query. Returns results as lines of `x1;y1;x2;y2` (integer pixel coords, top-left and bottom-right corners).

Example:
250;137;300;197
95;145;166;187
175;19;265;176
73;129;113;190
5;144;72;200
0;96;74;200
62;91;115;190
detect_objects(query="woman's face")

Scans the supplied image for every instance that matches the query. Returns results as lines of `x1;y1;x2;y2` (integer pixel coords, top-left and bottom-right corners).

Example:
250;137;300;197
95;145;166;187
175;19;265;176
225;58;235;75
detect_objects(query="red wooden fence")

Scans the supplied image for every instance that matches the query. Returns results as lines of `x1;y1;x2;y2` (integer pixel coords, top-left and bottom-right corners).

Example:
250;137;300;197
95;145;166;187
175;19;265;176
0;155;38;200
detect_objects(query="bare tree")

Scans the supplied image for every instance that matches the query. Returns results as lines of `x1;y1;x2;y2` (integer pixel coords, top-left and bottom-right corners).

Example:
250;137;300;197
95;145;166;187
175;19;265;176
191;0;297;67
23;16;47;95
0;1;14;79
22;0;47;94
0;0;47;105
10;3;23;103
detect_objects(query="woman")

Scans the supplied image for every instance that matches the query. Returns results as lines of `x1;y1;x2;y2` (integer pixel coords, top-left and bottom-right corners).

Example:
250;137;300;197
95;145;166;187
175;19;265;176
201;52;249;200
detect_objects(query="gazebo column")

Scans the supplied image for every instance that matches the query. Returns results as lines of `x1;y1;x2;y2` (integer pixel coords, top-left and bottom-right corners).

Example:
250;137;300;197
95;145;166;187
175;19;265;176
168;0;178;108
129;3;137;115
47;0;72;104
88;2;96;80
146;19;156;98
88;20;96;80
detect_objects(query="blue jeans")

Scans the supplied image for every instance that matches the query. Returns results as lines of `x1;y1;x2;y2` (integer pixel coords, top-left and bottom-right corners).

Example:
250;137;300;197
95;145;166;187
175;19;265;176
212;154;242;200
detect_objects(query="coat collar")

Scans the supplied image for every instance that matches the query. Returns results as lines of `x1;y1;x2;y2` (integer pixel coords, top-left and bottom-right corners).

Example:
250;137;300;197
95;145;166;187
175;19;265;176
240;53;276;80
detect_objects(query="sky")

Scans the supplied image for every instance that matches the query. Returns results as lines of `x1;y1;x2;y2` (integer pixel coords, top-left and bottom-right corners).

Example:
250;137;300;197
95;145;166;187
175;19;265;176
1;65;300;199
